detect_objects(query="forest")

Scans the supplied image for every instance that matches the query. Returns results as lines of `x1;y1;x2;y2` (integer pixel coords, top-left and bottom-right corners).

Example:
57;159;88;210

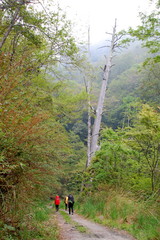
0;0;160;240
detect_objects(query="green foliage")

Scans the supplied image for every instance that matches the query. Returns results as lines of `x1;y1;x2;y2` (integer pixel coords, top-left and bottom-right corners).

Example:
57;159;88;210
133;213;159;240
0;0;87;236
87;127;134;188
137;63;160;106
85;104;160;195
34;207;49;222
125;104;160;192
102;57;159;130
76;190;160;240
0;0;81;67
0;201;59;240
0;0;159;239
104;65;142;128
120;0;160;65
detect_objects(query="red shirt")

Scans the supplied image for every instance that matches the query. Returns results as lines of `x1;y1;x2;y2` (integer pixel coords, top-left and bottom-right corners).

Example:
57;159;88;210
55;195;60;205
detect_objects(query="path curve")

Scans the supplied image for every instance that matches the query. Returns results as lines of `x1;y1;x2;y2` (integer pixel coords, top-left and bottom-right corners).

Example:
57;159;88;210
56;211;136;240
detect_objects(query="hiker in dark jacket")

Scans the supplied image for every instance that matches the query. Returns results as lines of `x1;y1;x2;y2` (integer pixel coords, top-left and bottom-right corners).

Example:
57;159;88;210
68;194;74;215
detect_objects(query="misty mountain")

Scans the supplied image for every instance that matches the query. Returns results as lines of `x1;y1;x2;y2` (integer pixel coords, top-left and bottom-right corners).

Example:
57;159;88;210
89;40;148;65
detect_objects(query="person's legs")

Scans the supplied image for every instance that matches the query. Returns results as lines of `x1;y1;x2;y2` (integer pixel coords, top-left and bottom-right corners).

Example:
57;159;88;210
55;205;59;212
65;203;67;211
71;204;74;214
68;203;71;214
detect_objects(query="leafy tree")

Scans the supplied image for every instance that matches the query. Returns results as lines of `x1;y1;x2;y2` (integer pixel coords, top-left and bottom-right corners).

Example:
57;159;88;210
0;0;80;67
126;104;160;193
0;0;43;49
85;104;160;196
137;63;160;106
87;127;139;190
0;1;87;232
122;0;160;64
103;65;142;128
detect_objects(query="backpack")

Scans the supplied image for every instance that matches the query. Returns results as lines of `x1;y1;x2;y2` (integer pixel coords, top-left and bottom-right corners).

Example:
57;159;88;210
64;196;68;204
68;195;74;204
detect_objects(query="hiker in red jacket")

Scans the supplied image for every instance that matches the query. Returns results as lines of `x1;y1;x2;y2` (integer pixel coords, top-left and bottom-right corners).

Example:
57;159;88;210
54;195;60;212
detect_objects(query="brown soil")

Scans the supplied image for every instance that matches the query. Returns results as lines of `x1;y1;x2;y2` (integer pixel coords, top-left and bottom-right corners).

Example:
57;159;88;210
55;211;137;240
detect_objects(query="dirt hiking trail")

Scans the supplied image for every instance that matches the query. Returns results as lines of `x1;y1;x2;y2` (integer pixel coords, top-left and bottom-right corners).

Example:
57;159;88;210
56;211;136;240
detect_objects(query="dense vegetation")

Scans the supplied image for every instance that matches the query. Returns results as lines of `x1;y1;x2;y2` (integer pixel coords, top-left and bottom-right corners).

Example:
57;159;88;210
0;0;87;238
76;189;160;240
0;0;159;239
76;2;160;239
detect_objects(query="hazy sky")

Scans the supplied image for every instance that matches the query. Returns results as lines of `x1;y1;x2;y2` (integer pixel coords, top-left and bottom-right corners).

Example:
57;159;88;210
58;0;152;44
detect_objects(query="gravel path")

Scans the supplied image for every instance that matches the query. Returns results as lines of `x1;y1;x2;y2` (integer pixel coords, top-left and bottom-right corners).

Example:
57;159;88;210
56;211;137;240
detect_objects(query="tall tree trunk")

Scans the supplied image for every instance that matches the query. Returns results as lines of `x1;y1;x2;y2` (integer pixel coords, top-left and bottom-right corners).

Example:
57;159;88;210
0;0;27;49
86;80;92;167
86;26;92;168
90;19;117;160
0;7;20;49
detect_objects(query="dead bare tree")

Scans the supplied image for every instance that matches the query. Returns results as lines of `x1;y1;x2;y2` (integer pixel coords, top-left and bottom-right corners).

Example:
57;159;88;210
85;25;92;168
88;19;121;163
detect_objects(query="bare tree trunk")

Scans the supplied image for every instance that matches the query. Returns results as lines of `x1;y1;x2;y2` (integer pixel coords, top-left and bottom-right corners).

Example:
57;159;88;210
0;7;20;49
86;82;91;167
86;26;92;168
151;169;155;192
90;19;117;160
0;0;27;49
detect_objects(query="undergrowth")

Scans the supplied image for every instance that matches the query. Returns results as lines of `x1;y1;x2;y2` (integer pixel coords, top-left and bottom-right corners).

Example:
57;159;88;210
75;189;160;240
0;201;59;240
